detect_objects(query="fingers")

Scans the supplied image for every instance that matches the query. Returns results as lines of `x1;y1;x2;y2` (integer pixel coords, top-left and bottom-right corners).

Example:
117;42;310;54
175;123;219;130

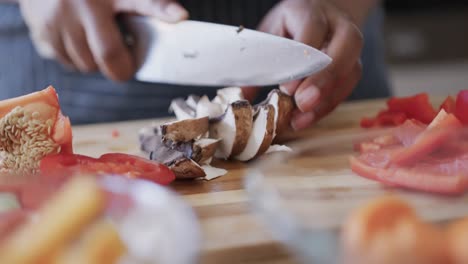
62;26;98;73
283;1;328;48
324;7;364;79
292;5;363;114
291;109;315;131
279;79;301;96
291;61;362;130
82;5;135;81
30;28;74;68
269;1;329;97
114;0;188;22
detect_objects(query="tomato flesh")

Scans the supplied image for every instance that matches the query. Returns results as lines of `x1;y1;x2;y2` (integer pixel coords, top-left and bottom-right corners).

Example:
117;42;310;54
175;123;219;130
40;153;175;186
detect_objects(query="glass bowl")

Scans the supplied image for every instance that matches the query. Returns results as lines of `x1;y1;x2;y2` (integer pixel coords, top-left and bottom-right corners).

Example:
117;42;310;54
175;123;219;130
245;127;468;264
0;175;201;264
101;176;201;264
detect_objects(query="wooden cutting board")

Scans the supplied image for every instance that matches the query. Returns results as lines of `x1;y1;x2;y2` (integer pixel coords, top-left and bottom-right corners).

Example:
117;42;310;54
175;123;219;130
72;98;464;264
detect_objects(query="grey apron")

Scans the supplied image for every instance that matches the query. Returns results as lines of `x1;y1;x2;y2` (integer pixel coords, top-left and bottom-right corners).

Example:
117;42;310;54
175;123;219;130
0;1;389;124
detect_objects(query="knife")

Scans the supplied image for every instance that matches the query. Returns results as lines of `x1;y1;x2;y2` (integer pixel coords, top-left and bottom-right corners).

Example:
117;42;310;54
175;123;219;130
121;16;332;87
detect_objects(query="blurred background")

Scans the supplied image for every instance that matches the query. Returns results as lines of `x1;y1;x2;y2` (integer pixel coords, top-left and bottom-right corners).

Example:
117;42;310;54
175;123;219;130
384;0;468;96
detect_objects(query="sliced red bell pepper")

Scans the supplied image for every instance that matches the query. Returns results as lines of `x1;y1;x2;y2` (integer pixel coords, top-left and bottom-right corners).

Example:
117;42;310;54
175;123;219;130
360;111;407;128
387;93;437;124
389;110;463;166
360;117;376;128
375;110;407;126
455;90;468;125
40;153;175;186
440;96;456;114
349;156;468;195
0;86;73;153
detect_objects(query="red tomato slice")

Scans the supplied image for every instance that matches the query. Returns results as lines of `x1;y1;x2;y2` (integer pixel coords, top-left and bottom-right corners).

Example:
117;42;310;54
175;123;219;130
387;93;437;124
440;96;456;114
455;90;468;125
0;86;73;153
40;153;175;185
389;110;463;166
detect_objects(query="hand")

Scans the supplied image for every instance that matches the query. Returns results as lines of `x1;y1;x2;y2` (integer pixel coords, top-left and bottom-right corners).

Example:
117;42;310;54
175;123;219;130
258;0;364;130
19;0;188;81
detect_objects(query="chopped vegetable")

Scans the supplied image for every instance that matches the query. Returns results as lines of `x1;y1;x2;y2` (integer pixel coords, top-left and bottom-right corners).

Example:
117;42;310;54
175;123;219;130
359;92;468;128
351;110;468;194
440;96;456;113
389;110;462;166
40;153;175;185
386;93;437;124
0;86;72;175
0;176;105;264
455;90;468;125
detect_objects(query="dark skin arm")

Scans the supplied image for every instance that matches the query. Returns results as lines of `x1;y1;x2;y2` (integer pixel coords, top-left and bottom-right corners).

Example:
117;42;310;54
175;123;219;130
244;0;378;130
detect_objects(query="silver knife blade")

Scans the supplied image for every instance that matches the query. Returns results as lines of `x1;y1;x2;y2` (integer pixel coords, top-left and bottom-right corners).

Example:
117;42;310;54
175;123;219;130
123;17;332;87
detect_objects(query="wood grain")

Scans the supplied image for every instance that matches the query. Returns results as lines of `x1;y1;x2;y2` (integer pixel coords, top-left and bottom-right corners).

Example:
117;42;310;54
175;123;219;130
72;98;453;263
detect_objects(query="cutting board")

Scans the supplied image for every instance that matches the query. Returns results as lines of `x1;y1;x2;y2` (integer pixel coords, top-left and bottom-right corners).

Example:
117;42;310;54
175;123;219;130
72;98;466;264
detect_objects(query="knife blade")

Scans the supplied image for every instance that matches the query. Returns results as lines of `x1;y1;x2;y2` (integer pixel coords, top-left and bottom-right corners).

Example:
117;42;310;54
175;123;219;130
122;16;332;87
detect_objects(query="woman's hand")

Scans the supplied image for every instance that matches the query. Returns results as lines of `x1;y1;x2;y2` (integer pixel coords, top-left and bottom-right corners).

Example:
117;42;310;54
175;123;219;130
257;0;368;130
18;0;188;81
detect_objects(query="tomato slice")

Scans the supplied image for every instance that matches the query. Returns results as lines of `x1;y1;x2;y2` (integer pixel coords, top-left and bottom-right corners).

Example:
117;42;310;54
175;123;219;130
440;96;456;114
387;93;437;124
455;90;468;125
40;153;175;185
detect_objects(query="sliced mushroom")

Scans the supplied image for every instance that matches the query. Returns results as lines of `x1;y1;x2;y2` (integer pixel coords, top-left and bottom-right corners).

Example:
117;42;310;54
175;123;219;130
212;87;244;106
210;100;253;159
138;124;161;153
195;95;224;119
169;99;196;120
170;158;206;179
161;116;209;142
234;104;276;161
192;138;220;164
186;95;200;110
262;89;294;135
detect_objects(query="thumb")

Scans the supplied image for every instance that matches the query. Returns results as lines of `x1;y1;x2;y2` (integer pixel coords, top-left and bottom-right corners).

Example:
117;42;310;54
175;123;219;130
114;0;189;23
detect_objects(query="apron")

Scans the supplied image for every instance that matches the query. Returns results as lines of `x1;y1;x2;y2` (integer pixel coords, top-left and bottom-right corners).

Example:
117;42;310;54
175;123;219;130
0;1;389;124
